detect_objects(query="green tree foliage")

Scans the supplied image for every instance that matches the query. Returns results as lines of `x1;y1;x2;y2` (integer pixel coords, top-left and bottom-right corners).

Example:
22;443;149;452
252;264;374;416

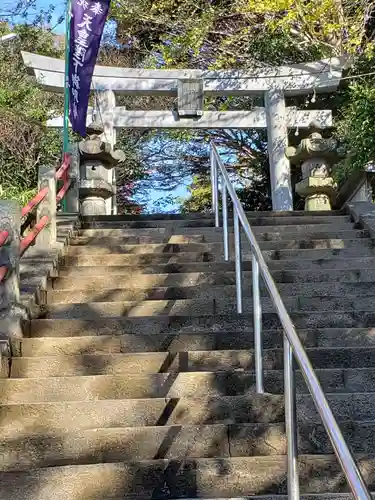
239;0;371;57
112;0;372;70
180;175;213;213
180;173;272;213
115;128;150;213
0;21;150;211
0;23;63;204
334;54;375;182
109;0;375;212
342;85;375;166
2;1;374;212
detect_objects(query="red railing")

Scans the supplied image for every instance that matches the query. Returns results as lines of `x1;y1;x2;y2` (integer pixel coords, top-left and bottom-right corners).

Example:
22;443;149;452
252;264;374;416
0;266;7;283
56;179;72;203
19;215;50;257
55;153;71;181
0;153;72;281
0;228;9;282
56;152;72;205
21;186;49;219
0;231;9;247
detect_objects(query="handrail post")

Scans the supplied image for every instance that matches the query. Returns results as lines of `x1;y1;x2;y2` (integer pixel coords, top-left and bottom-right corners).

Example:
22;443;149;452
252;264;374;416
234;211;243;313
210;148;220;227
36;165;57;248
210;147;215;219
252;254;264;393
0;201;26;342
284;335;300;499
222;184;229;261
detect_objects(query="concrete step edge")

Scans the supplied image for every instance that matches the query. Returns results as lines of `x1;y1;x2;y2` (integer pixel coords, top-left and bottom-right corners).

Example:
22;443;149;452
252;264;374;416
71;230;369;244
2;390;372;402
78;222;355;233
81;210;344;220
55;263;375;276
1;421;375;471
43;299;375;316
49;288;375;304
66;242;375;258
48;289;375;301
28;315;375;338
61;255;375;270
162;496;374;500
6;366;375;381
28;314;375;326
12;345;375;360
79;214;351;225
67;249;375;258
0;393;370;425
17;328;375;354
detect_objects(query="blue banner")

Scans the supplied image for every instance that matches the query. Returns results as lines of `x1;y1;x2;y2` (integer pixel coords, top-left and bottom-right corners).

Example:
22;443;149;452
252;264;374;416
68;0;110;136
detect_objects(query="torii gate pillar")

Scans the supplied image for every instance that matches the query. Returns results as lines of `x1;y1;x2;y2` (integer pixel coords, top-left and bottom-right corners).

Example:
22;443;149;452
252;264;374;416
266;88;292;211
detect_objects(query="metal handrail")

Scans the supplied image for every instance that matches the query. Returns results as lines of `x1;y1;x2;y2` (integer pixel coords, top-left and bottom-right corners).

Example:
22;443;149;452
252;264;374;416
210;142;371;500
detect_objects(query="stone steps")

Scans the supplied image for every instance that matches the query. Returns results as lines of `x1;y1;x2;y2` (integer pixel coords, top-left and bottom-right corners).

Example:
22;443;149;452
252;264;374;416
3;368;375;402
12;211;375;499
68;239;375;260
11;346;375;378
1;421;375;471
1;393;374;433
17;328;375;356
63;249;375;269
17;330;286;355
166;496;370;500
0;455;375;499
43;297;375;319
80;214;350;228
29;314;375;338
67;237;371;254
72;229;367;245
80;497;369;500
52;268;375;291
49;281;375;304
59;256;375;274
79;222;355;239
0;395;286;434
81;210;343;220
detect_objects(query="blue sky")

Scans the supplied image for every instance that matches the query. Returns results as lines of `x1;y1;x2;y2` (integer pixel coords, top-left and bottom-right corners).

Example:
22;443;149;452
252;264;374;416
10;0;66;32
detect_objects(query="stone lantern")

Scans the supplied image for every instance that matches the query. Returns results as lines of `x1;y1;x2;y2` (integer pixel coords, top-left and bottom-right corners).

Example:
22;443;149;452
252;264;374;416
78;123;125;216
286;122;343;211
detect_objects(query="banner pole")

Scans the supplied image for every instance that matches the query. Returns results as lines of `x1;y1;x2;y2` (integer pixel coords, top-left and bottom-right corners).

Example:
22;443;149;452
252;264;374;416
63;0;71;155
62;0;72;213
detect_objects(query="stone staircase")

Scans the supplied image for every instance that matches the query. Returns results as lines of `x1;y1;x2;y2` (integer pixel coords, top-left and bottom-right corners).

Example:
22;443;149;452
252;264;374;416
1;210;375;499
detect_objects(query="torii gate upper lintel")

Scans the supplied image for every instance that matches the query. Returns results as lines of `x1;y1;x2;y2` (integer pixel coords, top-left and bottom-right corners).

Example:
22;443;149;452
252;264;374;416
21;51;345;211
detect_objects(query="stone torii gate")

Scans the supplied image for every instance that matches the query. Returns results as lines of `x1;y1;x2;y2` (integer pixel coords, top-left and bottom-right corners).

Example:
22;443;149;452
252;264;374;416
22;51;345;214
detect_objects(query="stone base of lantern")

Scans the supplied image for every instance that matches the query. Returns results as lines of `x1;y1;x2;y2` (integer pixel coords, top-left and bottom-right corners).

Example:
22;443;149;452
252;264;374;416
304;193;332;211
79;179;114;216
296;176;336;211
80;196;107;216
